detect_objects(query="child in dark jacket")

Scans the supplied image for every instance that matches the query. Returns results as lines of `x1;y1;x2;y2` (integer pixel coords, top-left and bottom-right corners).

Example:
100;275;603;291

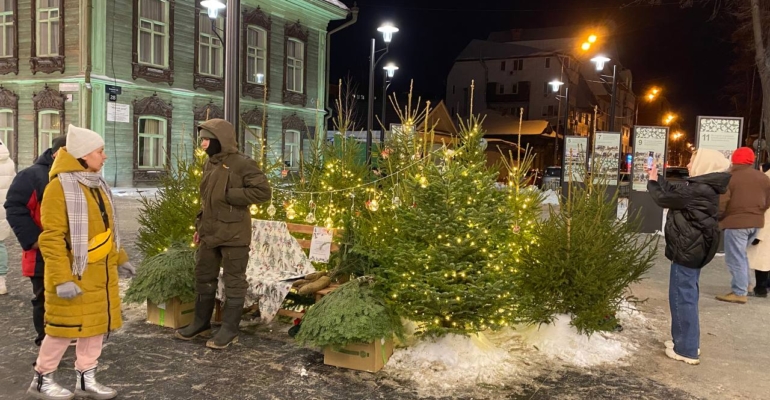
648;148;731;365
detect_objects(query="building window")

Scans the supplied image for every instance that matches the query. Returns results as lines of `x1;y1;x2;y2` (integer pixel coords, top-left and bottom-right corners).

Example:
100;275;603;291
246;26;267;84
0;109;13;160
37;110;60;156
0;1;14;58
545;57;551;68
245;125;262;161
138;0;169;68
137;117;167;169
500;61;505;71
283;130;300;170
498;84;504;94
543;82;550;95
541;105;556;117
198;13;223;77
512;83;519;94
513;59;523;71
286;38;304;93
36;0;59;57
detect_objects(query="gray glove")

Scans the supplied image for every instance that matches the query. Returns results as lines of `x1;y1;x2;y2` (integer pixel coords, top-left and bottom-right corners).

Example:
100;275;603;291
118;262;136;278
56;282;82;299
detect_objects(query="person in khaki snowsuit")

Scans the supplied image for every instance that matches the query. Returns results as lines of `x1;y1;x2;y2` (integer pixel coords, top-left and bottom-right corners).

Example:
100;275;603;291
176;118;271;349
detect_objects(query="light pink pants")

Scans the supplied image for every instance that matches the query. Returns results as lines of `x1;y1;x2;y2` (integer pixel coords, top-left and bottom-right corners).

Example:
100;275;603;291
35;335;104;374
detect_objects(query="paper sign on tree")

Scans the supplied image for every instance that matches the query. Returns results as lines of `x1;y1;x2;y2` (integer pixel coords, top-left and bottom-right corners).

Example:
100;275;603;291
309;227;334;263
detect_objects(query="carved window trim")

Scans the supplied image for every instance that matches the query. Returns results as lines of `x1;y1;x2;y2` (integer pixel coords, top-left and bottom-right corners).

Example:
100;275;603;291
0;88;18;164
282;20;308;106
193;6;224;92
132;94;172;176
242;107;267;164
132;0;174;85
242;6;271;100
32;86;65;159
0;1;18;75
30;0;64;74
281;114;309;171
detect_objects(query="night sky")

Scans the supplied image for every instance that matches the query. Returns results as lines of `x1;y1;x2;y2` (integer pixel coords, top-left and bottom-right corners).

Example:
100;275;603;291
328;0;736;137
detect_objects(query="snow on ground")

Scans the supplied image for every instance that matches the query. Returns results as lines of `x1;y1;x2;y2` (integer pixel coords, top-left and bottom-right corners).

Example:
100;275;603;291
541;189;560;205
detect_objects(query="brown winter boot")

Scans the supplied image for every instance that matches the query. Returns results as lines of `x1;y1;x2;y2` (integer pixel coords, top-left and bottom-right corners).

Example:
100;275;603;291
206;297;244;349
715;292;748;304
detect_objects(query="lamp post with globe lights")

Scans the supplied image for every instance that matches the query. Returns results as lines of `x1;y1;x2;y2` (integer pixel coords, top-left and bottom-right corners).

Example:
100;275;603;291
381;63;398;140
201;0;240;132
590;55;619;132
366;23;398;163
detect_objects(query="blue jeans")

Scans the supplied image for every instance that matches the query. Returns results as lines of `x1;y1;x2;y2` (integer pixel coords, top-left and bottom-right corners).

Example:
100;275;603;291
725;228;758;296
669;262;701;359
0;241;7;276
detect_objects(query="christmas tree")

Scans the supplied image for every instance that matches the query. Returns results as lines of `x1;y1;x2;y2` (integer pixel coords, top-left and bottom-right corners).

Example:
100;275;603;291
516;161;658;334
358;115;520;337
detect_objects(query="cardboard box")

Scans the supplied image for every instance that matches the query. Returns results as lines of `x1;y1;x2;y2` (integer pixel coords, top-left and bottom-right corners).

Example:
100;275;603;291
147;297;195;329
323;339;394;373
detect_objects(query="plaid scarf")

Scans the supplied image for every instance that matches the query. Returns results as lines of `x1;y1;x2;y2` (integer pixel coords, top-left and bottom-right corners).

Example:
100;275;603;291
59;172;120;277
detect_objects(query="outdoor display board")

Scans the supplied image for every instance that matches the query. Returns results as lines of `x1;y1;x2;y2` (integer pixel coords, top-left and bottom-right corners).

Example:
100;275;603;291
695;116;743;160
592;132;621;186
632;126;668;192
563;136;588;183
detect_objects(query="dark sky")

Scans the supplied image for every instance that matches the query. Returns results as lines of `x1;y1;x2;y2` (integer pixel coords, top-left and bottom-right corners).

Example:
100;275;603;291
328;0;737;136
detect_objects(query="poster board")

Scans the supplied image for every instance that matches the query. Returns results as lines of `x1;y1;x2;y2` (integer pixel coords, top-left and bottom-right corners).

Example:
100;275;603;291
564;136;588;183
632;126;668;192
695;116;743;160
592;132;621;186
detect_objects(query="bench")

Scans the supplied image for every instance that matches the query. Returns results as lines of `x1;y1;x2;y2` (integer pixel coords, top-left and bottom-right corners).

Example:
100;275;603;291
213;222;342;322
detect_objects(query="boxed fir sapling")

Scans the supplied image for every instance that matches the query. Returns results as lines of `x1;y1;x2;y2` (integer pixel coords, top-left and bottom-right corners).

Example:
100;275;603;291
124;245;197;329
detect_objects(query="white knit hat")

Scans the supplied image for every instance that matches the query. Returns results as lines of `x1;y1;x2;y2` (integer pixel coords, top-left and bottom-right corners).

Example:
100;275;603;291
66;124;105;159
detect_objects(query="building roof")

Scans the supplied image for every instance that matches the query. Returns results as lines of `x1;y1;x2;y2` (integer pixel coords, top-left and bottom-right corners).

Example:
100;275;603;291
455;39;551;61
322;0;349;10
419;101;459;137
488;26;586;42
480;111;556;137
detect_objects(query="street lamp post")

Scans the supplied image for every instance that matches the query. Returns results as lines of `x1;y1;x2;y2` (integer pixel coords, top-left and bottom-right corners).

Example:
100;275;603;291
366;23;398;164
381;63;398;142
591;55;618;131
549;79;570;164
202;0;240;133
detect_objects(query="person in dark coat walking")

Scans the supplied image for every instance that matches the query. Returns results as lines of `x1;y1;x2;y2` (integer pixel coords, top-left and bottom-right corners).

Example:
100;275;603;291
4;136;66;346
175;119;271;349
648;148;731;366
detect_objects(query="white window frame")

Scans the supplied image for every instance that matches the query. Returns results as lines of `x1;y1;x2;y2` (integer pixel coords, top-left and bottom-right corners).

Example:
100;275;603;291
198;13;224;77
0;2;14;58
137;116;167;169
0;109;13;159
283;129;301;170
246;26;267;84
286;38;304;93
37;110;59;156
244;125;263;161
137;0;169;68
36;0;59;57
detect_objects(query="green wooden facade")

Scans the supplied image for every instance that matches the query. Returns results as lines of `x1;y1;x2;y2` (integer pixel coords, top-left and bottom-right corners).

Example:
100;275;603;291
0;0;347;186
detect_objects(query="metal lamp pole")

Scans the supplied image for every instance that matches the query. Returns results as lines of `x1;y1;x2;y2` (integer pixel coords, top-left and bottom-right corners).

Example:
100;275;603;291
202;0;240;134
381;63;398;142
366;23;398;164
591;56;618;131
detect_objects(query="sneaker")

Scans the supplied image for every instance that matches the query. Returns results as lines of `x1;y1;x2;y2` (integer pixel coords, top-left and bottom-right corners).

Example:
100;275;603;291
0;276;6;295
664;340;700;356
665;347;700;365
715;292;748;304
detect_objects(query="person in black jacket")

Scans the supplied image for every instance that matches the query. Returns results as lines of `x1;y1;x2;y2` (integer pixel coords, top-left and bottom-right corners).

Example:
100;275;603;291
648;148;731;366
4;136;66;346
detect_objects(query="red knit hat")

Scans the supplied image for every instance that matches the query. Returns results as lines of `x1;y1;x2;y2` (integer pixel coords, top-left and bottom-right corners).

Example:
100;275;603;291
732;147;755;165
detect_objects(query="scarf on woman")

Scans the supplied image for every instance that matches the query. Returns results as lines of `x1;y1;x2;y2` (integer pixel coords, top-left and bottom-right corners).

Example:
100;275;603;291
58;172;120;277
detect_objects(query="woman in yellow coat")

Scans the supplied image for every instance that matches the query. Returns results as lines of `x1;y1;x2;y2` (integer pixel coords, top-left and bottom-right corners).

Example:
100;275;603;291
27;125;134;400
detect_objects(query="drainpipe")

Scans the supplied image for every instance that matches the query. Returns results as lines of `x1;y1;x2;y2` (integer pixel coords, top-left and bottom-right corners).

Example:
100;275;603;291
324;4;359;133
84;0;92;129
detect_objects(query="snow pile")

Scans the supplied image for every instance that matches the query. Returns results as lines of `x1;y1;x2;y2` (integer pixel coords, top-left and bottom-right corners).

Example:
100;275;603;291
385;333;536;394
541;189;560;205
517;305;645;368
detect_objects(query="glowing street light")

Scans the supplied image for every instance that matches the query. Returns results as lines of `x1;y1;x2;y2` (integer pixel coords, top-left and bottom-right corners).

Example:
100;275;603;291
383;63;399;78
549;79;564;93
201;0;226;18
581;42;591;51
664;113;677;125
590;55;611;71
377;23;399;43
588;34;598;43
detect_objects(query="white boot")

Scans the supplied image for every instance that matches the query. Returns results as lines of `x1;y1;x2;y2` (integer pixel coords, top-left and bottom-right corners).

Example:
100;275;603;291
74;367;117;400
0;275;7;295
26;370;74;400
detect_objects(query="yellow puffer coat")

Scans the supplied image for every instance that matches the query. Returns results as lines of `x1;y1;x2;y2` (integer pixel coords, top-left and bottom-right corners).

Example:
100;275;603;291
38;149;128;338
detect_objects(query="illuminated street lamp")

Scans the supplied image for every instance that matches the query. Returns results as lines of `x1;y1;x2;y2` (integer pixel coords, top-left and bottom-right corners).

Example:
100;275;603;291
591;55;618;130
367;22;399;163
381;63;399;125
664;113;677;125
581;42;591;51
377;23;399;43
202;0;239;132
588;34;597;43
201;0;226;18
549;79;564;93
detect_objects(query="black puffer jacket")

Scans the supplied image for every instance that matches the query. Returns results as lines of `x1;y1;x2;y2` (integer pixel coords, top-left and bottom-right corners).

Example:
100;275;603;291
648;172;731;269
